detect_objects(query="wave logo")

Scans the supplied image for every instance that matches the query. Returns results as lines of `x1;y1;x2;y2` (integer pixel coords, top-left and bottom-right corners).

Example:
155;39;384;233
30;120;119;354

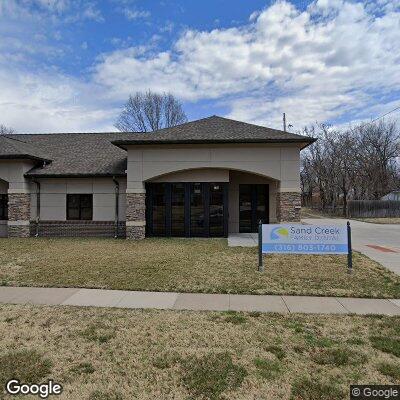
270;227;289;240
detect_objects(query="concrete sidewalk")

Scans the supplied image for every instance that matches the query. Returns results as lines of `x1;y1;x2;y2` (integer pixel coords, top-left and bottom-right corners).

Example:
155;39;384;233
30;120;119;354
0;286;399;315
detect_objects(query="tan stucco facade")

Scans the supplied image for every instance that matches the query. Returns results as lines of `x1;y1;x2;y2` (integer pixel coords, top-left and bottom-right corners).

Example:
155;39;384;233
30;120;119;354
29;178;127;222
0;142;302;238
0;159;127;237
125;143;302;235
126;143;301;193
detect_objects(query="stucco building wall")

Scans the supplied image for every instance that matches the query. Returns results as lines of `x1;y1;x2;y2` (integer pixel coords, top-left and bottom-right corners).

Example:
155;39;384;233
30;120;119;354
126;144;301;193
30;178;127;222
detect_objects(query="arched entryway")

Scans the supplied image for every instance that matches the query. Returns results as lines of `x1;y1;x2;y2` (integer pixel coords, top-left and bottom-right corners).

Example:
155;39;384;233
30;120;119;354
144;168;279;237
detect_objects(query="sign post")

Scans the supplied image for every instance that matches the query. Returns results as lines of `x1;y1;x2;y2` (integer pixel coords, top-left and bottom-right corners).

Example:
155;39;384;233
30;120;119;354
258;222;352;272
347;221;352;273
258;220;264;272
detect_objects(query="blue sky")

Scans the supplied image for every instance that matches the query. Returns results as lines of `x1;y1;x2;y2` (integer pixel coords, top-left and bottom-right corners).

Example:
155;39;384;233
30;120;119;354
0;0;399;133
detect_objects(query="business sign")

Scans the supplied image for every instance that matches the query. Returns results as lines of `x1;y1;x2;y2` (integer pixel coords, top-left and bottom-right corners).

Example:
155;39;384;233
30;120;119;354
261;224;348;255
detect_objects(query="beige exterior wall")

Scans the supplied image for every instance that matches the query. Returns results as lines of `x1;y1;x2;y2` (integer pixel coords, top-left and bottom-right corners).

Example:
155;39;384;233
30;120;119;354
0;160;35;193
150;168;229;183
0;160;36;236
228;171;278;233
126;143;301;233
30;178;127;221
126;144;301;193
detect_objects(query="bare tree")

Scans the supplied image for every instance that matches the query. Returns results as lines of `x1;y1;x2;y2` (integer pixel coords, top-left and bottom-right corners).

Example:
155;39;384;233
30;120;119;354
300;119;400;215
115;90;187;132
0;124;15;134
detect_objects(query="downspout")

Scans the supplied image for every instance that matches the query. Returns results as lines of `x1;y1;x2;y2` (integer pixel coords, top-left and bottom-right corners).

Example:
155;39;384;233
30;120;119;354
33;180;40;237
112;177;119;238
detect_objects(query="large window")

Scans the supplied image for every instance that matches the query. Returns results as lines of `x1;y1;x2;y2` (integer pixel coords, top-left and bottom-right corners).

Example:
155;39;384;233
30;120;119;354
0;194;8;220
67;194;93;220
146;182;228;237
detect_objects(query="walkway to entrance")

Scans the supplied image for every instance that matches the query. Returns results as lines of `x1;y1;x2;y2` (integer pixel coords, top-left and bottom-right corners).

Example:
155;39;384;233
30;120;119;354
228;233;258;247
0;286;399;315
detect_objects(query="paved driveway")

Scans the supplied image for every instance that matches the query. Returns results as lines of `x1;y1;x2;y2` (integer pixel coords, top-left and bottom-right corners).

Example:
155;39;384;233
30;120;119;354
303;218;400;275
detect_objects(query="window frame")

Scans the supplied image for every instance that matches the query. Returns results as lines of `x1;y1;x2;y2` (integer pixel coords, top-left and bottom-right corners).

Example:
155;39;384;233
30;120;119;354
66;194;93;221
0;194;8;220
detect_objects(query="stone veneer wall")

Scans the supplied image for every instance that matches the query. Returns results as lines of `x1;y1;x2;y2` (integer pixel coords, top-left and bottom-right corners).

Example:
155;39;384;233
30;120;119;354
126;193;146;240
276;192;301;222
8;193;31;237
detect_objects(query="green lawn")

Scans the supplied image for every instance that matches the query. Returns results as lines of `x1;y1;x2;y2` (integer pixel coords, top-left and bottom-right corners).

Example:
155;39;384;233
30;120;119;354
0;238;399;298
0;304;399;399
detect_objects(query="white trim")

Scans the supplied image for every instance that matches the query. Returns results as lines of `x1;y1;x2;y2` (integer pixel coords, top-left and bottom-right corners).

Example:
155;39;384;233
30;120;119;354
279;188;301;193
126;189;146;194
7;220;30;226
0;220;7;225
7;189;31;194
126;220;146;227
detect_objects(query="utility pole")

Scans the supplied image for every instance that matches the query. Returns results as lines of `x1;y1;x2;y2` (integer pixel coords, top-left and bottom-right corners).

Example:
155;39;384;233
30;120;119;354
283;113;286;132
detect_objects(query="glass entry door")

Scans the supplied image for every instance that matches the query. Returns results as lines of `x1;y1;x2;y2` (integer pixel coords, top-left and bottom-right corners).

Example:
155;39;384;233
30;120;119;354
239;184;269;233
146;182;228;237
209;183;224;237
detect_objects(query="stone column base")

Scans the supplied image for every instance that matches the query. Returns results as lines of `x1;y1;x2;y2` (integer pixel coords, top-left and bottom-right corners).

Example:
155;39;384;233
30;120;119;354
126;192;146;240
126;225;145;240
277;192;301;222
8;193;31;238
8;225;30;238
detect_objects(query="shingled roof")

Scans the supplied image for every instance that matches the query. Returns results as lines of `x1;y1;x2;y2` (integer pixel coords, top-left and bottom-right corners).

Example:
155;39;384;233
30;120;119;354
0;135;52;162
0;116;315;178
1;133;133;177
112;116;315;147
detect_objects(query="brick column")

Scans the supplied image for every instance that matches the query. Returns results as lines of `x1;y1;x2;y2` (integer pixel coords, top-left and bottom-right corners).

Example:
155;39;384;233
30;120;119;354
126;192;146;240
277;192;301;222
8;192;31;237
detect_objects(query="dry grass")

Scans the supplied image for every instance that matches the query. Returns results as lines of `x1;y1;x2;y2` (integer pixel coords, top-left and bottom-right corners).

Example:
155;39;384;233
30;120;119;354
0;304;399;399
0;238;399;298
354;218;400;225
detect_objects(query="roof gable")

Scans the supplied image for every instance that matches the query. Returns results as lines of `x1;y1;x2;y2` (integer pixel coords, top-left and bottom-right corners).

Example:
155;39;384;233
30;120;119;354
112;116;315;147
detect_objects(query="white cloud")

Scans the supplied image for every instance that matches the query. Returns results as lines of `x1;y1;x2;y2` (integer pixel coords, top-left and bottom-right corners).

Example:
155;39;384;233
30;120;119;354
0;0;104;23
94;0;400;129
0;0;399;132
122;7;150;20
0;67;116;133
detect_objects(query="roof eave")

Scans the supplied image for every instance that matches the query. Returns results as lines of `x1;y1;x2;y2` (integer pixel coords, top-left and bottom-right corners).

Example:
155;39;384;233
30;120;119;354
0;154;52;163
24;172;127;179
299;137;317;150
112;138;316;150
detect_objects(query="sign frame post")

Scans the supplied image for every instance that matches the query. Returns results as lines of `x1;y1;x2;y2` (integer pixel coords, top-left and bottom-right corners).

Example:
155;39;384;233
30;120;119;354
347;221;353;273
258;220;264;272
